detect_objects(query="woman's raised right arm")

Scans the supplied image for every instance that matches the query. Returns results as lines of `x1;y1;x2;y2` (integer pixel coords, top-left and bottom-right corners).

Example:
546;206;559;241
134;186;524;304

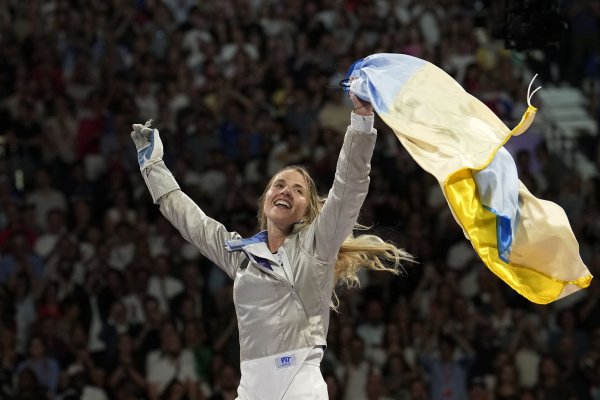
131;123;243;278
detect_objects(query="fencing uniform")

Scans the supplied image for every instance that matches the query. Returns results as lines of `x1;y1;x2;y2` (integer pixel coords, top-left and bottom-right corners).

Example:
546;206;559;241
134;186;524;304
139;113;376;399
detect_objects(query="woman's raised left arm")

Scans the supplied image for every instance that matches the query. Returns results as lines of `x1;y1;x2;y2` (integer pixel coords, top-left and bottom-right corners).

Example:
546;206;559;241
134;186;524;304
310;93;376;262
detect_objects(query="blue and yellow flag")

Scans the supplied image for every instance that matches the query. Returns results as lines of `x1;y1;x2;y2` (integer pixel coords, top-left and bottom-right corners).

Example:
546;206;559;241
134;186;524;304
346;53;592;304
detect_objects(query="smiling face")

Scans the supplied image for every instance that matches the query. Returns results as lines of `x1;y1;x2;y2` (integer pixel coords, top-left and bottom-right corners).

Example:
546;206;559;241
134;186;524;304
261;169;309;233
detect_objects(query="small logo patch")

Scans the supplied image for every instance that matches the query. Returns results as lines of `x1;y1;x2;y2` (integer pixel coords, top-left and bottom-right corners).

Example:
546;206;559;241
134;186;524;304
275;354;296;369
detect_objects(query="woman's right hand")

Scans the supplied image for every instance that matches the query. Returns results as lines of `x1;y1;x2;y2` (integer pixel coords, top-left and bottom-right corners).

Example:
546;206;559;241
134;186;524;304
130;120;164;171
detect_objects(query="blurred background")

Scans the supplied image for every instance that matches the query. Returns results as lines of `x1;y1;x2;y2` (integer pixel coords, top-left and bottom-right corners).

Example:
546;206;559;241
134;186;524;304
0;0;599;399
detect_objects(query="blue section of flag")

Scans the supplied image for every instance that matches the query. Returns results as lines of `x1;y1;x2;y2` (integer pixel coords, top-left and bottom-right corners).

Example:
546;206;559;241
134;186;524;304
475;147;520;263
482;205;514;263
344;53;426;114
496;215;512;263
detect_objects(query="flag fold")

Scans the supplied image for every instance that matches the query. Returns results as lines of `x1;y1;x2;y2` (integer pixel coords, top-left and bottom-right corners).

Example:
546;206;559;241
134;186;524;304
346;53;592;303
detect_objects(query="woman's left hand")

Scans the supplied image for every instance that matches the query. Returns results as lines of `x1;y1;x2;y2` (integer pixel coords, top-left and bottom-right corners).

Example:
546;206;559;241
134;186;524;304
349;91;373;116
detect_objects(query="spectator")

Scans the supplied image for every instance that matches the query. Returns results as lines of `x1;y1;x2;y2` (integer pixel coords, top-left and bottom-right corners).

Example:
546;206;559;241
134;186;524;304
106;190;137;226
33;208;68;260
62;323;92;370
183;319;213;384
0;203;37;252
468;379;491;400
493;362;520;400
121;268;150;326
169;262;215;331
408;378;430;400
37;316;71;369
208;363;239;400
508;311;543;389
382;353;414;399
70;199;95;238
26;169;67;231
13;367;50;400
580;328;600;390
421;331;474;400
44;237;85;300
43;95;78;169
0;328;17;398
37;281;62;320
365;372;394;400
147;255;183;313
7;99;43;173
337;336;372;400
106;222;136;271
133;296;164;362
555;334;590;400
324;372;344;400
14;336;60;398
57;364;109;400
548;308;589;358
99;301;135;362
266;128;309;176
146;322;199;400
356;299;386;366
107;334;146;397
0;230;45;285
534;355;577;400
10;272;37;355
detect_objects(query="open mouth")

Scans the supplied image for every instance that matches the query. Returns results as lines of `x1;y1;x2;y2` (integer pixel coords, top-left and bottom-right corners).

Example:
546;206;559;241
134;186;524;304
274;199;291;209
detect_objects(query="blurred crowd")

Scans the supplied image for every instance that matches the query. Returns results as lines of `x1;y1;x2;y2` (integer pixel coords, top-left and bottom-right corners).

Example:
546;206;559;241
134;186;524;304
0;0;599;399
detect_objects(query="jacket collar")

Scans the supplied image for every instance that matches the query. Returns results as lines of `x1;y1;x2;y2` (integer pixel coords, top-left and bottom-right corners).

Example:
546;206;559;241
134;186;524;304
225;219;307;252
225;231;298;284
225;230;268;252
225;231;278;264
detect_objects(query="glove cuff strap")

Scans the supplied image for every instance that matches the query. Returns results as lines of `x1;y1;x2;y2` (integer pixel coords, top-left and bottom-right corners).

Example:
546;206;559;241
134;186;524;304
142;161;180;203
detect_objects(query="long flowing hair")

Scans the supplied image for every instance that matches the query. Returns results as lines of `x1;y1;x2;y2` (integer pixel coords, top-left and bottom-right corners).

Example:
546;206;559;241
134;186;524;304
257;166;414;306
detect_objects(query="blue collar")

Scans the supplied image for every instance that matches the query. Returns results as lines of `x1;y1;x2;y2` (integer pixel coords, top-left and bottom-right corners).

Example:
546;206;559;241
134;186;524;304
224;230;268;252
225;231;275;271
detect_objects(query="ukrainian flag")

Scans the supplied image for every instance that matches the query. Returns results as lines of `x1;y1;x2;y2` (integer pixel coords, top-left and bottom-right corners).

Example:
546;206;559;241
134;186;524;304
346;53;592;304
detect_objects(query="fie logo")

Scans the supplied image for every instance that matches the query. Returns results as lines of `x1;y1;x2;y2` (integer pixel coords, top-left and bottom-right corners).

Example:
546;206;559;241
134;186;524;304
275;354;296;369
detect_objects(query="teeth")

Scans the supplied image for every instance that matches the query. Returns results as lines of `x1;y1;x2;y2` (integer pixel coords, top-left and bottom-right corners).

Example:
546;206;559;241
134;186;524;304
275;200;291;208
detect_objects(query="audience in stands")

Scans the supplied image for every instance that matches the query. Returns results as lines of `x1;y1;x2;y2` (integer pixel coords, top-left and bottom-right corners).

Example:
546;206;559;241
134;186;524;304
0;1;599;399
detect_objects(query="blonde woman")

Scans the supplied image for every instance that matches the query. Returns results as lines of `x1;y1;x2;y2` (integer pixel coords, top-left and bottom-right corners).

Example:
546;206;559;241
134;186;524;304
130;92;412;399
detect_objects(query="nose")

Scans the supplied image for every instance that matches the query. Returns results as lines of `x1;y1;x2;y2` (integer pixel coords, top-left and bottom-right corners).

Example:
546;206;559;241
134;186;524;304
276;185;292;196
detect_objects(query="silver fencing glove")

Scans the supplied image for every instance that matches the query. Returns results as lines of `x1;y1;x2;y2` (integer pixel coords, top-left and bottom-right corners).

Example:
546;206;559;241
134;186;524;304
130;120;180;203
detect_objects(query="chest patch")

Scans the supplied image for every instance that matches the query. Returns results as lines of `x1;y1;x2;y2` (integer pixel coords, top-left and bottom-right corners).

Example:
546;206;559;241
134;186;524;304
275;354;296;369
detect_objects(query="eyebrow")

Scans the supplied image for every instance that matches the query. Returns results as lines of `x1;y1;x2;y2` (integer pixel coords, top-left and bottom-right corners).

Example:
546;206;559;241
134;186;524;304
273;179;306;189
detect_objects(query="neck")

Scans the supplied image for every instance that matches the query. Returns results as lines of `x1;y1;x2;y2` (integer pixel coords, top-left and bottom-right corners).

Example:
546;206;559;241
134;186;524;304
266;225;289;252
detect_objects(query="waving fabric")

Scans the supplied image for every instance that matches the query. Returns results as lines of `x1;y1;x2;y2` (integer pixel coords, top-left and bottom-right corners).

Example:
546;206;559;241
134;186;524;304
346;53;592;304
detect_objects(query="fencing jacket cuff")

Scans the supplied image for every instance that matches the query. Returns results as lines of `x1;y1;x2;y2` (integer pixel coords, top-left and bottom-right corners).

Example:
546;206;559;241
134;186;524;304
141;161;180;203
350;112;375;133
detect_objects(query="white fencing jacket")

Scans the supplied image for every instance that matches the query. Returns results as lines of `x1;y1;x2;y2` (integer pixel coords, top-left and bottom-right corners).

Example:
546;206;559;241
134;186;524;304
141;113;376;399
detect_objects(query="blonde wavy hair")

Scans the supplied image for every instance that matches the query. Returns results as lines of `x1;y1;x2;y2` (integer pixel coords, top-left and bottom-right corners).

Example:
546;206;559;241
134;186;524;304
257;166;414;303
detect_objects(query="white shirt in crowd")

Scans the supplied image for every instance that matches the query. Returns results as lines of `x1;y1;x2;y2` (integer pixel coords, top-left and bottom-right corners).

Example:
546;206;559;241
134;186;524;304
146;349;198;394
147;276;183;313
